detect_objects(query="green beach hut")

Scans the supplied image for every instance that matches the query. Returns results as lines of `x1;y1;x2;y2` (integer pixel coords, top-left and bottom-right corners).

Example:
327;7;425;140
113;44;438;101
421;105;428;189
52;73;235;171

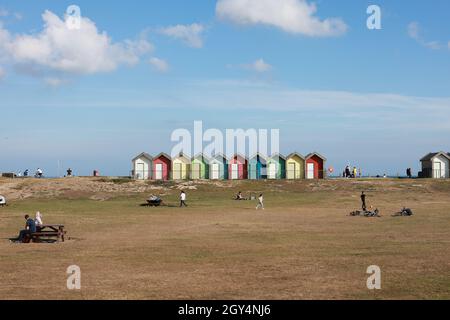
191;153;209;179
267;153;286;179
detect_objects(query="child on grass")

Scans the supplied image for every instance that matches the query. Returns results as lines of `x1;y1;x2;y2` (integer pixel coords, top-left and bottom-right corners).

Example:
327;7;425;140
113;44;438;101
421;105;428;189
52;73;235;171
256;193;264;210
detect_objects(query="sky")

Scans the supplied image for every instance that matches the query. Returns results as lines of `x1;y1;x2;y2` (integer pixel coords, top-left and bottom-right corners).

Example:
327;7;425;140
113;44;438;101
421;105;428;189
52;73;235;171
0;0;449;176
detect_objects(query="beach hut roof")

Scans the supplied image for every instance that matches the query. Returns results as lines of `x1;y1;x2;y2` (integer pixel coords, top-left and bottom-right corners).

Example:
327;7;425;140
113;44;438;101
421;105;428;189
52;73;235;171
211;153;228;161
306;152;327;161
269;153;286;160
287;152;305;160
154;152;172;160
249;152;268;161
173;152;191;161
132;152;152;162
233;153;248;161
420;151;450;161
193;153;210;163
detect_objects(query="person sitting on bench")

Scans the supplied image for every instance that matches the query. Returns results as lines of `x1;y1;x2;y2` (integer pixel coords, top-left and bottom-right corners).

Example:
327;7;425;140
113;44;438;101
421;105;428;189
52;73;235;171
148;194;159;202
364;206;379;217
235;191;249;200
35;211;43;230
146;194;162;206
13;215;37;243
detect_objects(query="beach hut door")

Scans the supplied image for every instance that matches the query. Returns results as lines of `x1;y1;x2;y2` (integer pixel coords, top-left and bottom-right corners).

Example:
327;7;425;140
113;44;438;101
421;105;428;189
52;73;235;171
434;162;445;179
173;163;182;180
287;163;295;179
307;163;315;179
231;164;238;179
136;163;145;180
155;164;163;180
268;163;277;179
211;163;219;179
192;163;201;179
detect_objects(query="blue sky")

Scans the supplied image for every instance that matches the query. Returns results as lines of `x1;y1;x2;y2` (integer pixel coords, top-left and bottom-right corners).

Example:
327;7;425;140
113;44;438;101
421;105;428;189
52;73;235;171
0;0;449;176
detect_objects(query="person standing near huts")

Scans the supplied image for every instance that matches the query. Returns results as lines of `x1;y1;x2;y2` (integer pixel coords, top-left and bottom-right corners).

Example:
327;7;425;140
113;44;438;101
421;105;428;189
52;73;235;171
180;190;187;207
256;193;264;210
345;166;351;178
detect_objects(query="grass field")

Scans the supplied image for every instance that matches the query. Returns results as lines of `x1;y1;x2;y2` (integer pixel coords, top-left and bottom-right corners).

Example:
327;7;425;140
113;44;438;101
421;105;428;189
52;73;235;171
0;177;449;300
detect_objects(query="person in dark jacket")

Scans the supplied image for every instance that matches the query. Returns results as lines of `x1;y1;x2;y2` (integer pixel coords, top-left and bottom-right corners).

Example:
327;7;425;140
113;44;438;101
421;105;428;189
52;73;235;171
361;192;367;211
13;215;37;243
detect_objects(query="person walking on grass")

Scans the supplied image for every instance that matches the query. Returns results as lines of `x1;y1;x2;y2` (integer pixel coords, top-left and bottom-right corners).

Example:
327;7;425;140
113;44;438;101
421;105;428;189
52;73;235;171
180;190;187;207
256;193;264;210
361;191;367;211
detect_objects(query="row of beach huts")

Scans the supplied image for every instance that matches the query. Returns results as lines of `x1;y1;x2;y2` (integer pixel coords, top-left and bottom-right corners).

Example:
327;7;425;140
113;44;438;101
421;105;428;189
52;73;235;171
131;152;327;180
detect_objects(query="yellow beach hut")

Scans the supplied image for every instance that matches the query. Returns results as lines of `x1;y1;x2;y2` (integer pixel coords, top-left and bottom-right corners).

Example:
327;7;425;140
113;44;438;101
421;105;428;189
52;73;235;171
172;152;191;180
286;152;305;180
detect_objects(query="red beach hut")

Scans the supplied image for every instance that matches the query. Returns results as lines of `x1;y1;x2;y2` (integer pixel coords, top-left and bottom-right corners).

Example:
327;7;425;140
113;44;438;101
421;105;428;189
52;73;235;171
305;152;326;179
228;154;248;180
153;152;171;180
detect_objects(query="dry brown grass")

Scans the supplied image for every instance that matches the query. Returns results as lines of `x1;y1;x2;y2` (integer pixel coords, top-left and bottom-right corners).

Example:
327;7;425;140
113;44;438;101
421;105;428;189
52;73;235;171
0;177;449;300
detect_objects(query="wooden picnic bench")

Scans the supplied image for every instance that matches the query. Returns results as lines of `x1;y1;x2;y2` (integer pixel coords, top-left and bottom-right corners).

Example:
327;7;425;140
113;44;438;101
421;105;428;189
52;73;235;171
26;224;66;243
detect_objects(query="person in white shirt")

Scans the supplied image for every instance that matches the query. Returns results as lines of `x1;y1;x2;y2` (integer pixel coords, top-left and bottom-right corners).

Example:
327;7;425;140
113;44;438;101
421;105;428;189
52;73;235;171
36;168;43;178
256;193;264;210
35;211;43;227
180;190;187;207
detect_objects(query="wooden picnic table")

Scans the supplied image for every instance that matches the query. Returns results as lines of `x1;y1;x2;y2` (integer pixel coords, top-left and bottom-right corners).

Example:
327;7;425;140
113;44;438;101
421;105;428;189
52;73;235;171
32;224;66;242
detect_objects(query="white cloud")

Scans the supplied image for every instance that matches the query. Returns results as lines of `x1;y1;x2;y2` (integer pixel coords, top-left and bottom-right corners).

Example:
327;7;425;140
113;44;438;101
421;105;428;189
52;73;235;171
216;0;347;37
149;57;169;72
159;23;205;48
243;58;272;72
0;10;153;79
185;80;450;115
0;8;22;20
408;22;442;50
407;22;420;40
44;77;68;87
